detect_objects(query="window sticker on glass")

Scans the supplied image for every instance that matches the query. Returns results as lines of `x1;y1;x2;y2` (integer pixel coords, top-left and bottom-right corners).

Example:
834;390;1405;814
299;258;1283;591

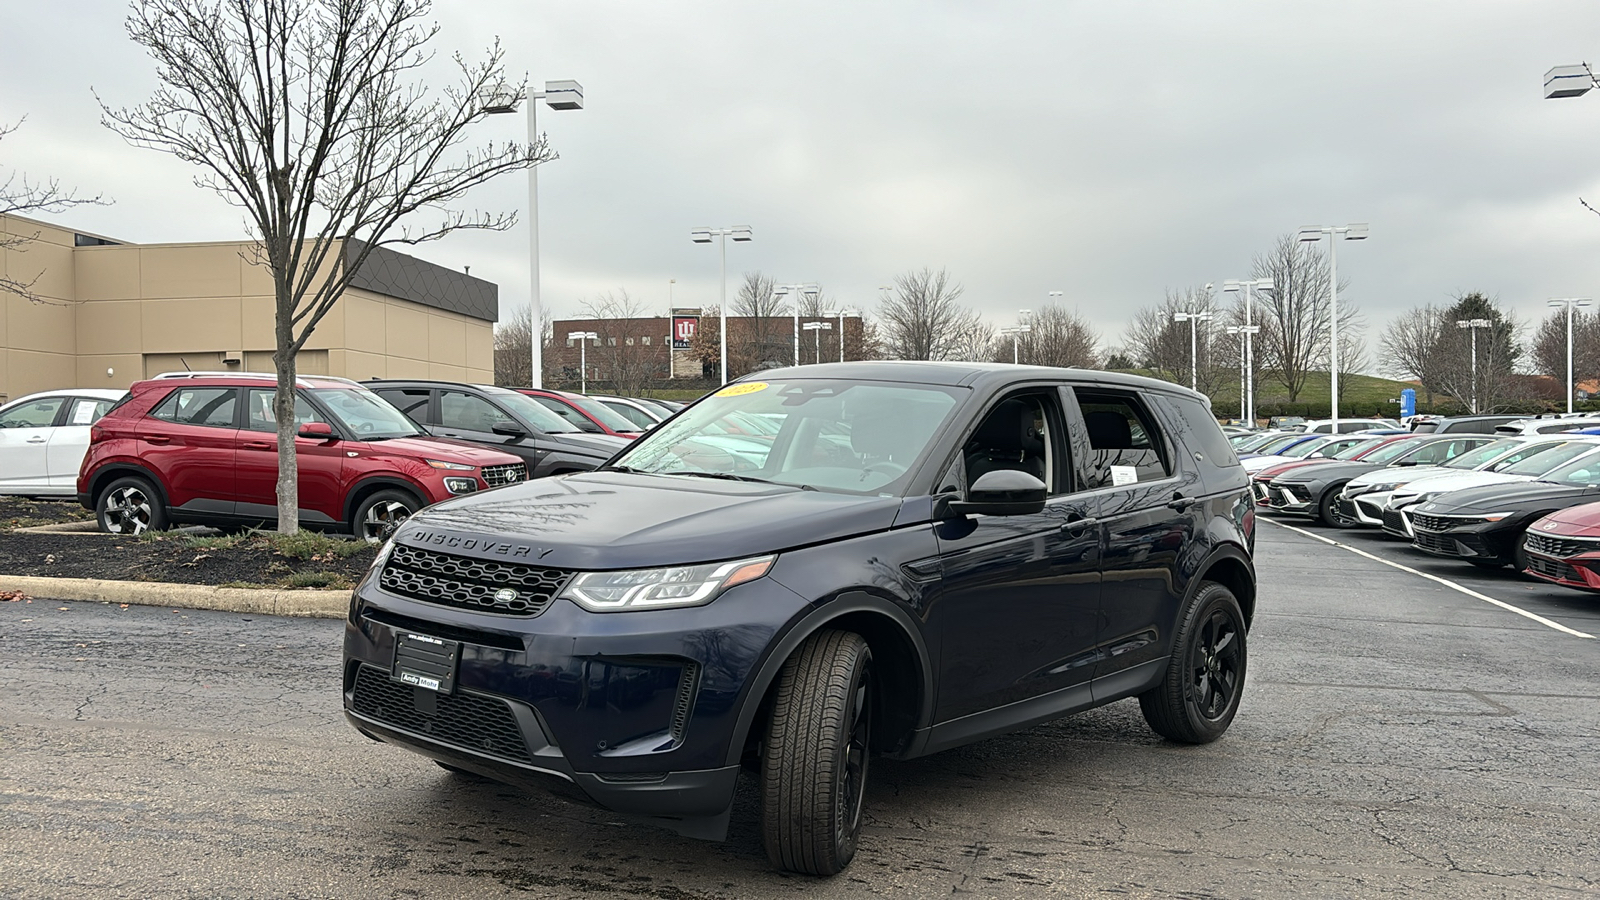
72;403;97;425
1110;465;1138;486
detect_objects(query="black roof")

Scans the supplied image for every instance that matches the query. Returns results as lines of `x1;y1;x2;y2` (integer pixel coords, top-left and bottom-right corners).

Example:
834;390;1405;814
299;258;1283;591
739;361;1206;399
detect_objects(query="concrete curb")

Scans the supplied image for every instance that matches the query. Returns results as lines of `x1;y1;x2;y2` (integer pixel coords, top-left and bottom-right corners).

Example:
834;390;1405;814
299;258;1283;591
0;575;349;619
12;521;105;534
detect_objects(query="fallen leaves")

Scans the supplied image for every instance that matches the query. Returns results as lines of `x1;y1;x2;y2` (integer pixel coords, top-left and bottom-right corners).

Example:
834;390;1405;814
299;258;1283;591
1;590;29;602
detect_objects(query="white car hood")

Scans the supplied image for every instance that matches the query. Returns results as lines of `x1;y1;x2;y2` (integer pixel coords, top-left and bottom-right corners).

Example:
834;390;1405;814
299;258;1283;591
1387;470;1530;500
1242;455;1307;473
1344;465;1455;492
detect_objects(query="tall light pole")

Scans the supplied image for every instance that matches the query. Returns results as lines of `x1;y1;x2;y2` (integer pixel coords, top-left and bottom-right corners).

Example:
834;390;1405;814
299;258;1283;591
1549;298;1594;413
1224;324;1259;422
485;80;584;389
1455;318;1492;414
1172;310;1212;391
1297;224;1368;427
1000;325;1032;364
776;283;819;366
1222;278;1273;425
566;331;597;393
825;309;851;361
802;321;832;364
691;226;754;384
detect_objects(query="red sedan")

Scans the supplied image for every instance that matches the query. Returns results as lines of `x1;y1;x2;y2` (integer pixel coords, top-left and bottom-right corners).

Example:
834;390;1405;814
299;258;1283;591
517;389;644;440
1522;501;1600;592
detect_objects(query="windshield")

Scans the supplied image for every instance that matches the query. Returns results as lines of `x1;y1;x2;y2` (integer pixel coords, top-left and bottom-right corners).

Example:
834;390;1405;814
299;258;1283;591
1253;435;1302;454
565;393;642;433
487;390;580;433
1539;450;1600;486
1231;433;1277;451
310;388;423;439
1280;437;1331;458
1330;438;1382;460
1502;442;1600;477
1361;438;1422;465
1441;439;1520;470
609;379;963;494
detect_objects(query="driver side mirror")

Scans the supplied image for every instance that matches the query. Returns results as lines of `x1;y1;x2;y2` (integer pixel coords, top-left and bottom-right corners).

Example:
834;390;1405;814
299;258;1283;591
946;469;1047;517
491;420;529;439
297;421;335;441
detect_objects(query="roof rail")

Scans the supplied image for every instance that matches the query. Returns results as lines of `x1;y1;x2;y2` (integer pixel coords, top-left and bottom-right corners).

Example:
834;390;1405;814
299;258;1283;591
149;371;364;389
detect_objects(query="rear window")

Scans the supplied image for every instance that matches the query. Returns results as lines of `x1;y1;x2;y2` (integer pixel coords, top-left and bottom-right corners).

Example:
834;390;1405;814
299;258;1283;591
1074;390;1172;485
1154;394;1239;471
149;387;237;428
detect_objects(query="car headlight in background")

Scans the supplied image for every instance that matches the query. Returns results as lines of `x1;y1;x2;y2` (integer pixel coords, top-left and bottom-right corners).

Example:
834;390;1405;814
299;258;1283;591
560;555;776;611
426;459;477;471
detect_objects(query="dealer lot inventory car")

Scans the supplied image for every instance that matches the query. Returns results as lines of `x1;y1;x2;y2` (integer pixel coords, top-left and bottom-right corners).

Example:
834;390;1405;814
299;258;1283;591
78;373;525;540
1373;438;1600;538
342;362;1257;875
1521;501;1600;591
0;388;125;498
1269;435;1487;526
1410;450;1600;569
367;380;629;477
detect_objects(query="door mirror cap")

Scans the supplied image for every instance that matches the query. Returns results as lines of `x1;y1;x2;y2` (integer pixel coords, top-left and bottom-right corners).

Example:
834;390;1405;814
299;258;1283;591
491;421;529;439
947;469;1048;517
297;421;335;440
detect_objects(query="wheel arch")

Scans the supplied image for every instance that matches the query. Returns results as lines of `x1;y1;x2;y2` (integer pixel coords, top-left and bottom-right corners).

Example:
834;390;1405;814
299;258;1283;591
87;463;170;509
343;475;428;526
726;591;933;768
1196;545;1257;626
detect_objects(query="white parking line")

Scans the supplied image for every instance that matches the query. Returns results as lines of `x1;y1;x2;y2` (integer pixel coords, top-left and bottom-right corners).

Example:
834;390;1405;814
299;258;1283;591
1261;517;1596;640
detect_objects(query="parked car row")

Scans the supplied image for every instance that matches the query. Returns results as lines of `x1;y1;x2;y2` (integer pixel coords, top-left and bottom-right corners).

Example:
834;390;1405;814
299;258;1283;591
1246;425;1600;596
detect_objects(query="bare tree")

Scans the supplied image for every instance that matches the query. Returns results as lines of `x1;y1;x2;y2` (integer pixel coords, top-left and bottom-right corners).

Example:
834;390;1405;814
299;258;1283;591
1122;286;1227;395
1;118;108;301
877;267;985;360
732;271;788;367
103;0;551;533
1010;303;1099;368
1430;292;1523;413
1251;234;1361;401
492;303;555;388
1380;304;1446;407
947;314;996;363
1531;307;1600;388
583;289;663;396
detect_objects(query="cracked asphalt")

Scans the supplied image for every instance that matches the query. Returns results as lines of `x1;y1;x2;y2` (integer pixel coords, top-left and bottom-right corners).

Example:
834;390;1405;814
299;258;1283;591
3;518;1599;898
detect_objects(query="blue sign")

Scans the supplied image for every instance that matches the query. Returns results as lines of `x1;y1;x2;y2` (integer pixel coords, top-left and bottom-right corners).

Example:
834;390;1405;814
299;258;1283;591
1401;388;1416;420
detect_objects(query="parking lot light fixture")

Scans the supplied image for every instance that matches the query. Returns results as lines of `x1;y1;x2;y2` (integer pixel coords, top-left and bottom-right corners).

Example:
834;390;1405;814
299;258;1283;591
486;79;584;389
776;283;819;365
824;309;851;362
567;331;598;393
1298;225;1368;428
1172;310;1214;391
999;324;1032;365
1549;298;1594;413
1454;318;1493;414
802;321;833;364
1222;278;1273;425
691;226;754;384
1545;64;1596;99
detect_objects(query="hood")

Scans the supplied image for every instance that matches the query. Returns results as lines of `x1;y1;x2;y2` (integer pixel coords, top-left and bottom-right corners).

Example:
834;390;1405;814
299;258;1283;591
1529;500;1600;535
1273;460;1379;484
1390;471;1527;499
542;431;632;457
359;435;523;467
392;470;903;570
1414;480;1600;517
1253;459;1330;480
1343;465;1455;491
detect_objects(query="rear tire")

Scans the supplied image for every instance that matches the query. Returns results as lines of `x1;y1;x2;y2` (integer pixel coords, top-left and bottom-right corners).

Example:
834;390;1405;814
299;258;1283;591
1140;582;1247;744
96;475;168;535
352;489;421;544
760;630;873;876
1317;488;1349;528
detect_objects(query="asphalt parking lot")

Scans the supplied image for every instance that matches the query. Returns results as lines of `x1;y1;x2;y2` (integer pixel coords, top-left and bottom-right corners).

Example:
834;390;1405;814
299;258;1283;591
3;520;1598;899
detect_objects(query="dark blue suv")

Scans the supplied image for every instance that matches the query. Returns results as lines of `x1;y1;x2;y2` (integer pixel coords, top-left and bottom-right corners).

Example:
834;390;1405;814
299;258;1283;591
343;362;1257;874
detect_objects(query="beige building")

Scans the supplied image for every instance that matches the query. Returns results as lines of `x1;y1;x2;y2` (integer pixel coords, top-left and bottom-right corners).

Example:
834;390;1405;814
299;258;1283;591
0;212;497;404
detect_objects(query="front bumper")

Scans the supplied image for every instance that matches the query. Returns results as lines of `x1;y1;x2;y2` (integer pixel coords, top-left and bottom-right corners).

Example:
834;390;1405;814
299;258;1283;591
1345;491;1394;527
1521;533;1600;592
1266;482;1315;515
342;563;810;835
1410;517;1515;562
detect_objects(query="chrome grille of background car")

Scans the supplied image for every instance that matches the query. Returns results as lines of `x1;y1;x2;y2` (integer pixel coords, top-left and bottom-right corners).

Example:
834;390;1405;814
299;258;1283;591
1524;553;1575;582
481;463;526;487
1524;532;1600;559
1410;513;1454;533
350;665;533;763
379;543;568;616
1412;530;1459;554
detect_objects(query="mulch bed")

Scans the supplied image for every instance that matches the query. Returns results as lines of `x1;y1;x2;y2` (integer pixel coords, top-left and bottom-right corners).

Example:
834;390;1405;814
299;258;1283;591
0;529;375;589
0;496;96;530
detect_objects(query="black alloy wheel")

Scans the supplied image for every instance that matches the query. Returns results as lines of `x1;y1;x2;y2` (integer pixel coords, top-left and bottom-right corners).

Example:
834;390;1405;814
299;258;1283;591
1139;581;1248;744
761;629;874;876
1319;486;1354;528
96;475;168;535
353;489;421;544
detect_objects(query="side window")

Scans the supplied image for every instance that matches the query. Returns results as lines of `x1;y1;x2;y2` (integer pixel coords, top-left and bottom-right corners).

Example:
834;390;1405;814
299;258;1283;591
0;397;66;428
962;392;1065;495
375;388;432;425
1074;390;1172;488
245;389;326;433
1156;394;1239;471
67;398;116;426
439;391;512;432
534;396;601;432
148;387;238;428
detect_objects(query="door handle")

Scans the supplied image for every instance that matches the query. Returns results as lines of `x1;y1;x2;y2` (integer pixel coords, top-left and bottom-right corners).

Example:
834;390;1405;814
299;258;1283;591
142;435;170;445
1167;493;1197;512
1060;515;1099;534
25;437;47;444
243;441;273;451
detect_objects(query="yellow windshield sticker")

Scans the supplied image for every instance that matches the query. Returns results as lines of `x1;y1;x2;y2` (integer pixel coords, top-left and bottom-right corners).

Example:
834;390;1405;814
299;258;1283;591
715;382;769;397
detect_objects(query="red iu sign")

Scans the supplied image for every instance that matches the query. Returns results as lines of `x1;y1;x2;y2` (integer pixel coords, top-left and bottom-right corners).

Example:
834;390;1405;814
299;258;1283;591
671;315;699;350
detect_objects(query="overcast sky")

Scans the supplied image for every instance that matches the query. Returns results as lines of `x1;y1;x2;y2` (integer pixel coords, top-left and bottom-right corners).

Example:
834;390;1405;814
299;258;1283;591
7;1;1600;365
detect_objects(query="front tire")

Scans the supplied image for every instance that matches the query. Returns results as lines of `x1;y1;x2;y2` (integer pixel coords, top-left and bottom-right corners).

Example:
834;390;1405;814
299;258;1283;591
352;489;421;544
96;475;168;535
1318;487;1352;528
1140;581;1247;744
761;630;873;876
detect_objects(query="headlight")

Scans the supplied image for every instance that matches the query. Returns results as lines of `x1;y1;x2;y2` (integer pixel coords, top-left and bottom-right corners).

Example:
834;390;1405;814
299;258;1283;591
426;459;476;471
443;476;478;494
1480;511;1516;522
560;555;775;612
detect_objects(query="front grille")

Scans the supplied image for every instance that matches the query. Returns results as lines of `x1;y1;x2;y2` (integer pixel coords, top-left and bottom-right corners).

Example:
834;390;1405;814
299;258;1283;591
350;665;533;764
1251;482;1271;503
669;661;701;744
481;463;526;488
1524;532;1600;559
1380;508;1407;534
1269;486;1294;506
1411;513;1455;534
1414;530;1459;555
1338;498;1358;520
1525;553;1575;581
380;542;568;616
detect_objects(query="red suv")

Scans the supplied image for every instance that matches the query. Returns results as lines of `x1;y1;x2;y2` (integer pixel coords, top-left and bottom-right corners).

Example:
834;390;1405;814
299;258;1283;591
77;373;525;541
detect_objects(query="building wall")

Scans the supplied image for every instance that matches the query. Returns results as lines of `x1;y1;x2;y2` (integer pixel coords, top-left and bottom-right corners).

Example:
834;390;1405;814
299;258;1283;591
0;214;494;402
